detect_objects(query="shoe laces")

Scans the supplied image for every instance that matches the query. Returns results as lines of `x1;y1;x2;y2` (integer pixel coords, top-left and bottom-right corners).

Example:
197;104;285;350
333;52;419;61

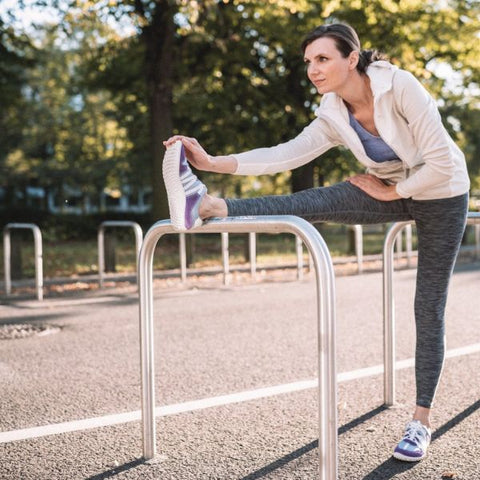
404;421;429;445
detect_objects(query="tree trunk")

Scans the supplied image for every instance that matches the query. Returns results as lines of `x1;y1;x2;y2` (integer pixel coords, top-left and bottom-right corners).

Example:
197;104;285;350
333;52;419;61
144;1;176;223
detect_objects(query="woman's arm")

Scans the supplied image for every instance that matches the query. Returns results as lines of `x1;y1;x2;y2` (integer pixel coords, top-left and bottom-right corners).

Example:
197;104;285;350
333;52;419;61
232;118;337;176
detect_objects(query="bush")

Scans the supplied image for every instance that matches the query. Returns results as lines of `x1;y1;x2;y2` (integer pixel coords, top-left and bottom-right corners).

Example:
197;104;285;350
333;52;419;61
0;208;154;242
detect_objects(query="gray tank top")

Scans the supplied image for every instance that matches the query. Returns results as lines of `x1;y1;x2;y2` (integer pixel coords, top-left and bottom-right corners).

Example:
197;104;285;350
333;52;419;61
348;111;399;163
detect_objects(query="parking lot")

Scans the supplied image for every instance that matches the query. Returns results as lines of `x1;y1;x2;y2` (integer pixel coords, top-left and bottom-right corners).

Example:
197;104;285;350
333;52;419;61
1;258;480;479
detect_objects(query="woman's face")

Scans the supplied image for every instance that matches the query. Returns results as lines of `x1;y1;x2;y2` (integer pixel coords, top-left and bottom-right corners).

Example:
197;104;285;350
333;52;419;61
304;36;358;95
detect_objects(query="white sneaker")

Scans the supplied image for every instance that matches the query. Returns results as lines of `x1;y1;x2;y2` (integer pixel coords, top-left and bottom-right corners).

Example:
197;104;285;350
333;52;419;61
162;140;207;231
393;420;431;462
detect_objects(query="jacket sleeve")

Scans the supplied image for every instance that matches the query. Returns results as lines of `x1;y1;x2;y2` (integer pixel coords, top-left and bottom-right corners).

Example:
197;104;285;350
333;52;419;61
232;118;337;176
393;70;459;198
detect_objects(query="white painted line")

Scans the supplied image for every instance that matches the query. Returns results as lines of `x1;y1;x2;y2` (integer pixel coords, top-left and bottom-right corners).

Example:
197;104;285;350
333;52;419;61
2;342;480;444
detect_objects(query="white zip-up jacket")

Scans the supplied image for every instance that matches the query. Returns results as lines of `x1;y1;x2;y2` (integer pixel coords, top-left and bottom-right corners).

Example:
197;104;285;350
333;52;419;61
232;61;470;200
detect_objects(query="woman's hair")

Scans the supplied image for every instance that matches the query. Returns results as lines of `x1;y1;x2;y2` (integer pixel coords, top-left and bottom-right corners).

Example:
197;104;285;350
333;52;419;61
301;23;387;73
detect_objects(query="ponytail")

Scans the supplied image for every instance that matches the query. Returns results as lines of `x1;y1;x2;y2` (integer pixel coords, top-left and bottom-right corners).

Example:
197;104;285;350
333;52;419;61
357;50;388;73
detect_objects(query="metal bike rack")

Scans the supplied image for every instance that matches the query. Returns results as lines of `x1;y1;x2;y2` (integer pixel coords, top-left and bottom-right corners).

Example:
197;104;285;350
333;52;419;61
178;231;306;284
98;221;143;288
138;216;337;479
382;212;480;406
3;223;43;301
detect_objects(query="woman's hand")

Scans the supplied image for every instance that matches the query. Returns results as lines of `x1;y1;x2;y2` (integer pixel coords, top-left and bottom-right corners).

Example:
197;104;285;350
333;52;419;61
163;135;238;174
163;135;213;171
346;174;402;201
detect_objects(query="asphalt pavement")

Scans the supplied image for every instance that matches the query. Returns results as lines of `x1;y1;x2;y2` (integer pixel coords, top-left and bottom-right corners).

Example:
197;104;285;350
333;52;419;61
1;260;480;480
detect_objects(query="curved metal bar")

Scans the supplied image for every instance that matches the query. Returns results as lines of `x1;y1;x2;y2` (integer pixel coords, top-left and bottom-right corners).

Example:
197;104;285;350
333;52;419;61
382;221;412;406
98;221;143;288
382;212;480;406
138;215;337;479
3;223;43;301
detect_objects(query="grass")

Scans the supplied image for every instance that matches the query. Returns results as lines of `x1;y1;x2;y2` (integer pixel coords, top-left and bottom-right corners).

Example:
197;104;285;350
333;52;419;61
0;224;395;280
1;223;477;280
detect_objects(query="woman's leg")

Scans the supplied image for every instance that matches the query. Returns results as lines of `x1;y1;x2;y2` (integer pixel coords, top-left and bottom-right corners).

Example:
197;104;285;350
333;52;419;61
392;193;467;463
410;193;468;411
216;182;413;225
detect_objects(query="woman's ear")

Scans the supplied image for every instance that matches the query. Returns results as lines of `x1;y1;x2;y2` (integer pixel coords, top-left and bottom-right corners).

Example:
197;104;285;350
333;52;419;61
349;50;359;70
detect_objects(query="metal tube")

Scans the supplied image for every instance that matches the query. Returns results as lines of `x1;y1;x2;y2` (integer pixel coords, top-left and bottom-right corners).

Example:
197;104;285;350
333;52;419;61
98;227;105;288
3;223;43;300
221;232;230;285
405;224;413;267
295;235;304;280
249;232;256;280
382;221;411;406
3;227;11;295
97;221;143;288
475;223;480;260
32;225;43;301
179;233;187;283
138;216;337;479
353;225;363;274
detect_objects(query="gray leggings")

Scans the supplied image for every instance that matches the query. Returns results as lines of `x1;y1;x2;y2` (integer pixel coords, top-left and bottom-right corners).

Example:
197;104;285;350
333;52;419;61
226;182;469;408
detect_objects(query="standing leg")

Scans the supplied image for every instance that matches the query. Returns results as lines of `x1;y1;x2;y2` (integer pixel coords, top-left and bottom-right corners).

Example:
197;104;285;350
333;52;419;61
393;193;468;463
412;193;468;409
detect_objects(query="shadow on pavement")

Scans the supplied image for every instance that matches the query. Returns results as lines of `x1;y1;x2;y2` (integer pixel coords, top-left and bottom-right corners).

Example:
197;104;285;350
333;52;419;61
85;458;144;480
0;313;69;325
240;405;387;480
431;398;480;442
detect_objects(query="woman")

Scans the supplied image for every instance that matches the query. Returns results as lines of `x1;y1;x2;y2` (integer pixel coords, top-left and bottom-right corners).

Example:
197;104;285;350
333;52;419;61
162;23;470;462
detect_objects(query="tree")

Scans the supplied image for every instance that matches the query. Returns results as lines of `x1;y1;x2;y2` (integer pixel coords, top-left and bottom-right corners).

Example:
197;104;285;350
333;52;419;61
0;7;36;207
3;0;480;216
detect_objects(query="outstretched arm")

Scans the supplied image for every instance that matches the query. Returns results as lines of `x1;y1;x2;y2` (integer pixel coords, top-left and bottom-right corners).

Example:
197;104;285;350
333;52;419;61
163;135;237;174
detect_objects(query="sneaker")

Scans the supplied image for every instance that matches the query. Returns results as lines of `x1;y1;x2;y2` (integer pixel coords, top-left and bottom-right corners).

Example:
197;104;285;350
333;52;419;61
393;420;431;462
162;140;207;231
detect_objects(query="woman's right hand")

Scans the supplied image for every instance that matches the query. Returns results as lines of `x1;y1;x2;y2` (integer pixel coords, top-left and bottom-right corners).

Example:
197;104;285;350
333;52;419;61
163;135;238;174
163;135;214;171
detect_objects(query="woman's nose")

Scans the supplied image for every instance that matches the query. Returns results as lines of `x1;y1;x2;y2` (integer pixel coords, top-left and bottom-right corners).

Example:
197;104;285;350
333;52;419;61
308;63;319;78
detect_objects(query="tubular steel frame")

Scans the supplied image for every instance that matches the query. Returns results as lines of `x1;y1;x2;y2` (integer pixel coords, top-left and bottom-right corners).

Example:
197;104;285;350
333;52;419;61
138;216;337;479
3;223;43;301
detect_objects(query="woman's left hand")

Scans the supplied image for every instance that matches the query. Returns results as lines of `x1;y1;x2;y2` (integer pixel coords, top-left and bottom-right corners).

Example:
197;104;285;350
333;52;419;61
346;174;402;201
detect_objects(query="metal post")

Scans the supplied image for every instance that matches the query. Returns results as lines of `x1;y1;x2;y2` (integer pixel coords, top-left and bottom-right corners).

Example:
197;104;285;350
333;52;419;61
353;225;363;274
382;213;480;406
475;223;480;260
405;224;413;267
98;221;143;288
138;216;337;479
221;232;230;285
295;235;304;280
3;223;43;301
179;233;187;283
249;232;256;280
382;221;411;406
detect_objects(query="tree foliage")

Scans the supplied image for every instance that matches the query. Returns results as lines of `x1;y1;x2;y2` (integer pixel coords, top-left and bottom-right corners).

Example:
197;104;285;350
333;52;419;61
1;0;480;217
